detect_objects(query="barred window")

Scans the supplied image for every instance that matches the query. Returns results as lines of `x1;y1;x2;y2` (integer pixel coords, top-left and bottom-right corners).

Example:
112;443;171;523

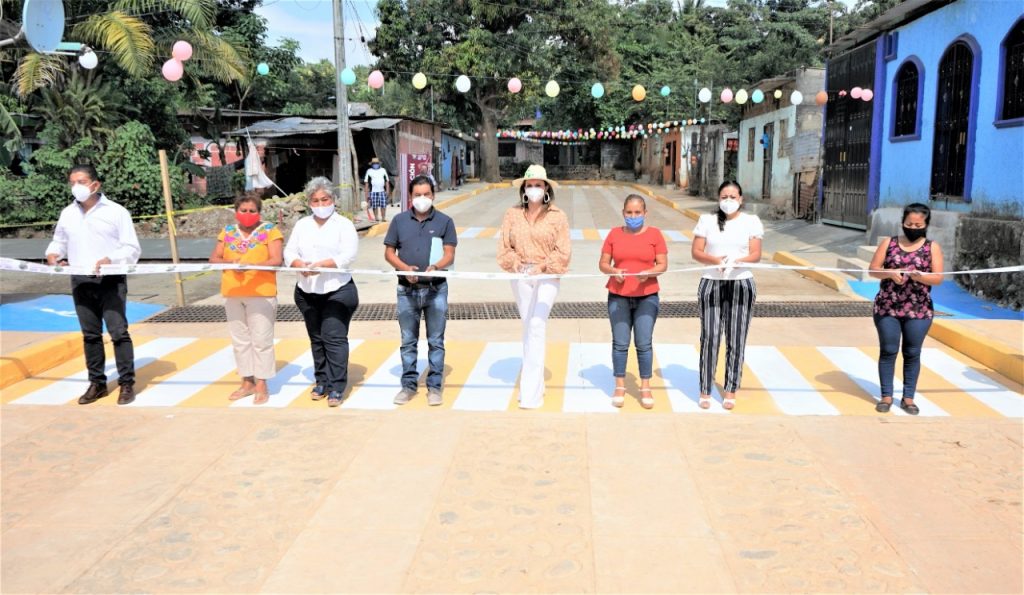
894;62;920;136
1001;20;1024;121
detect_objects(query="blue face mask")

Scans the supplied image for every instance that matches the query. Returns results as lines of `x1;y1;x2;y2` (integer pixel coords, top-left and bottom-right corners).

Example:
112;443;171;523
372;164;380;169
624;216;645;230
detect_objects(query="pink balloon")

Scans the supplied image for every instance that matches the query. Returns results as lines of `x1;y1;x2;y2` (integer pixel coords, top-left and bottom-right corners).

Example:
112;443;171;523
162;59;183;82
172;40;193;62
720;88;734;103
851;86;862;99
861;89;874;101
507;77;522;93
368;70;385;89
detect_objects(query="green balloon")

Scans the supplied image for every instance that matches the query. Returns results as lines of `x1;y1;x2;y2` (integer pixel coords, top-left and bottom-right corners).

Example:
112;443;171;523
340;67;356;85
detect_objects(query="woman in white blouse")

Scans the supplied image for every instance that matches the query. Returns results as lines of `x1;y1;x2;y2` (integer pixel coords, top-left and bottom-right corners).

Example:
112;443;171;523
283;177;360;407
690;180;763;411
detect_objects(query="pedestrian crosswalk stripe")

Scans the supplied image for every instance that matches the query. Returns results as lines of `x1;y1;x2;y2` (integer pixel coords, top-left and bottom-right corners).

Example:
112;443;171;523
452;342;520;411
855;345;964;417
745;346;840;416
7;337;185;405
776;347;876;416
4;338;1020;417
920;349;1023;417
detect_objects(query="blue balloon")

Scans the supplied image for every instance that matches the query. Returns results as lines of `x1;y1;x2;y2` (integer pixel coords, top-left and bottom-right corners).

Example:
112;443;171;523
256;62;270;76
660;85;671;97
751;89;765;104
591;82;605;99
340;67;356;85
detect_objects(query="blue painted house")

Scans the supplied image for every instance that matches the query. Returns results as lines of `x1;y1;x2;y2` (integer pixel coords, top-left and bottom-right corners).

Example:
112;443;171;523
821;0;1023;229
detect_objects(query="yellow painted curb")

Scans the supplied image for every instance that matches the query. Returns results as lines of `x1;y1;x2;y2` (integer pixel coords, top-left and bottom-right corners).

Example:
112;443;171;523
929;320;1024;385
773;251;852;294
0;333;82;390
682;208;702;222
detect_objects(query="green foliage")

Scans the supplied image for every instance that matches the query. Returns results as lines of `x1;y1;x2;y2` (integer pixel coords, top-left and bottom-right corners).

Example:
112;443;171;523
0;136;99;226
35;70;138;151
98;121;185;217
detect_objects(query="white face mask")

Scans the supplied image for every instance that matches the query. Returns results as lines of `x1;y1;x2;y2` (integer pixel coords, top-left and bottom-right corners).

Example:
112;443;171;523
71;183;93;203
719;198;740;215
524;187;545;203
411;196;433;213
311;205;335;219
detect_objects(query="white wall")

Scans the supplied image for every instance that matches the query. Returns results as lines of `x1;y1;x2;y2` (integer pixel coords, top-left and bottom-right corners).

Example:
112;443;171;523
737;106;797;205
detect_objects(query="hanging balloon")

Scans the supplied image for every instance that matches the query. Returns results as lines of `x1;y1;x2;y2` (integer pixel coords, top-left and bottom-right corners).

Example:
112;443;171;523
861;89;874;101
256;62;270;76
508;77;522;93
698;87;712;103
839;89;848;97
660;85;671;97
815;90;829;106
368;70;385;89
340;67;356;85
78;50;98;70
591;82;605;99
412;72;427;90
455;75;471;93
773;89;783;99
790;90;804;105
751;89;765;104
735;89;749;104
851;86;863;99
699;117;706;124
162;59;183;82
545;80;560;97
632;85;646;101
720;88;734;103
172;40;193;62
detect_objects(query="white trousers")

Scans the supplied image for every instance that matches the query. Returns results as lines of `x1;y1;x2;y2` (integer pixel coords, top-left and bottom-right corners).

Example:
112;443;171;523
225;296;278;379
511;278;560;408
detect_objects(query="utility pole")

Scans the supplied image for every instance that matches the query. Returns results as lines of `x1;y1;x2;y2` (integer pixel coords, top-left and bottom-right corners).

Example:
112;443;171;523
332;0;355;212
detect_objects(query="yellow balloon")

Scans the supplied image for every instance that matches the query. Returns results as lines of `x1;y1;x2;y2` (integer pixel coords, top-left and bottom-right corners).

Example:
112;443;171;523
545;80;560;97
632;85;646;101
412;72;427;89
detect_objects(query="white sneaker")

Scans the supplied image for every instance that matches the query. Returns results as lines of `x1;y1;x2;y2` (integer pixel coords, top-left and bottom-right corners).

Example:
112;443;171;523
427;388;443;406
394;387;416;405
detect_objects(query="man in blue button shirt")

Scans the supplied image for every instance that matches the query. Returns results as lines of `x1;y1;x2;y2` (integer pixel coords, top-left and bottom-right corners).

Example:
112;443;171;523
384;175;458;406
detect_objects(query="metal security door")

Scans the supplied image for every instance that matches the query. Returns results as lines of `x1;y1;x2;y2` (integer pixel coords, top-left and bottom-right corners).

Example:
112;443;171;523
822;43;875;229
761;122;773;200
930;41;973;204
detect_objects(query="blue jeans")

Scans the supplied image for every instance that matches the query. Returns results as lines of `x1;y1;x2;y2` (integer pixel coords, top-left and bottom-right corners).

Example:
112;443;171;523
874;314;932;399
608;293;660;379
397;282;449;390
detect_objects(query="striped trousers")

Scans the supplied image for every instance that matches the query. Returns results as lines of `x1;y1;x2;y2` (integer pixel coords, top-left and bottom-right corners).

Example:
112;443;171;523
697;278;756;395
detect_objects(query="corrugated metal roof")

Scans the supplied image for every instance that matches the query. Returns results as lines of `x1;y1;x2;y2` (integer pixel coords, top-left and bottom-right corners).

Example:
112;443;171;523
228;117;404;137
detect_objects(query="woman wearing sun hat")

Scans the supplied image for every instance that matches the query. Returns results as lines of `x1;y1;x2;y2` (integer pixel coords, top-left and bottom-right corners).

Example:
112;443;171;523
497;164;572;409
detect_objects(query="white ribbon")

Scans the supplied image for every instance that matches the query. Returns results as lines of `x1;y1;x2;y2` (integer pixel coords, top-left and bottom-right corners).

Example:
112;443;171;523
3;257;1020;280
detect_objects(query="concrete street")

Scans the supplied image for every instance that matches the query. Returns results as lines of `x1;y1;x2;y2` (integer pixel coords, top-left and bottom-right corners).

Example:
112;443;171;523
1;183;1021;593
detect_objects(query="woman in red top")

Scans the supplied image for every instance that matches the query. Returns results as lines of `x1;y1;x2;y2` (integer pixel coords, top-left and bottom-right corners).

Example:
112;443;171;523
598;195;668;409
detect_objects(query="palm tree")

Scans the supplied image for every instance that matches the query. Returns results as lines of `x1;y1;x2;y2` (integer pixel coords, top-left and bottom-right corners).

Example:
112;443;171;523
11;0;249;97
34;69;139;150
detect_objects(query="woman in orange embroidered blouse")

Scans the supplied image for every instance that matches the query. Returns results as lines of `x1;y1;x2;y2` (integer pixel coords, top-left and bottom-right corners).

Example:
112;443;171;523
208;192;284;405
497;164;571;409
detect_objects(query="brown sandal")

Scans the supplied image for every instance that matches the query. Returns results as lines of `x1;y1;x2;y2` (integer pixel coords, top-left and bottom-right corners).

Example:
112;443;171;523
253;391;269;405
229;387;254;401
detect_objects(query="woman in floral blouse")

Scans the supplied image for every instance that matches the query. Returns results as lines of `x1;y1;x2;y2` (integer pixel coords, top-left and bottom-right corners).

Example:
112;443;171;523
209;192;284;404
868;202;944;415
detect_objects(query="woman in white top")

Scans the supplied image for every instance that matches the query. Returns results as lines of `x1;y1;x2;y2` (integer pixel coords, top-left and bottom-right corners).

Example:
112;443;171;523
283;177;360;407
690;181;764;411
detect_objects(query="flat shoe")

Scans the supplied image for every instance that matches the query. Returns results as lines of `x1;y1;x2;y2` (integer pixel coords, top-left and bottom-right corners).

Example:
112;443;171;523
722;397;736;410
639;388;654;410
900;398;920;415
698;395;712;410
611;387;626;408
229;388;254;401
875;399;892;413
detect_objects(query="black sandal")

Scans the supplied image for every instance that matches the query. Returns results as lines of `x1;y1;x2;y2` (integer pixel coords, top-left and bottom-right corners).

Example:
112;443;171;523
900;398;920;415
875;398;893;413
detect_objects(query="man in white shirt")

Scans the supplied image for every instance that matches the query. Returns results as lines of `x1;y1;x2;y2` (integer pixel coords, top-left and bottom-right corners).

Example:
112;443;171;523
46;165;142;405
363;157;391;223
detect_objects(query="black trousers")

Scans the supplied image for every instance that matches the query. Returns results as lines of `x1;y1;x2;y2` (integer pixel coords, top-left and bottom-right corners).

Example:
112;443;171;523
294;282;359;393
71;275;135;386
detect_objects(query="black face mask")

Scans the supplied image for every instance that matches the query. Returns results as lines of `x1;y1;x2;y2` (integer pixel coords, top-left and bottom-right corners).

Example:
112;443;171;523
903;226;927;242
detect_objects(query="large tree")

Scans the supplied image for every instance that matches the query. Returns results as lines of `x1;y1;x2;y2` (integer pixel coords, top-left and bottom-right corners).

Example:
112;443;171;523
370;0;618;181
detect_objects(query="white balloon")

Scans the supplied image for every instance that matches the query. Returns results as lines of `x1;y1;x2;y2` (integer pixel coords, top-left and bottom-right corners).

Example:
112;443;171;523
78;50;98;70
698;87;712;103
790;90;804;105
455;75;471;93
